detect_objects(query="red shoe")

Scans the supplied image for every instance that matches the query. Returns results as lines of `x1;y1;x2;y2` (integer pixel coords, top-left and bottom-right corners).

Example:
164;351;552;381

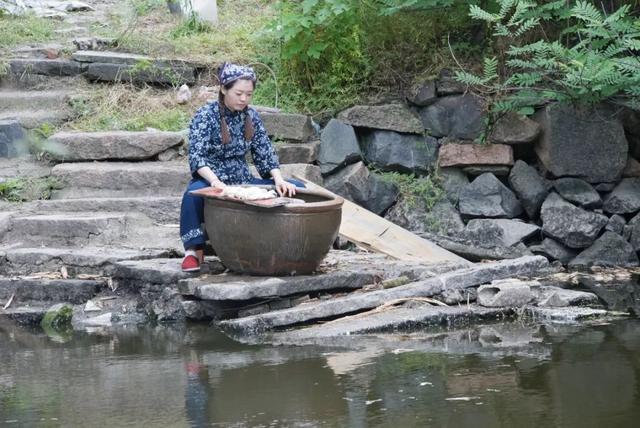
181;254;200;272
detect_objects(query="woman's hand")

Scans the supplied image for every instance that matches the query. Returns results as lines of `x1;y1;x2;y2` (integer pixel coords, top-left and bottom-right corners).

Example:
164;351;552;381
274;178;296;197
210;178;226;190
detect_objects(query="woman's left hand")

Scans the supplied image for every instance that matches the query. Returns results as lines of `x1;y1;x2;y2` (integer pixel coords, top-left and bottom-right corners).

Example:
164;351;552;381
274;179;296;197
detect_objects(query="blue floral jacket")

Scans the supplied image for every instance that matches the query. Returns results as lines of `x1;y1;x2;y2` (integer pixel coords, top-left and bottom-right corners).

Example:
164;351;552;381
188;101;279;184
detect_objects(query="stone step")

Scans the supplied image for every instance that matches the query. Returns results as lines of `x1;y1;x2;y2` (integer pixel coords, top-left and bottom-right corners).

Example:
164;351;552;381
178;270;379;301
217;256;549;333
0;277;105;304
250;163;323;185
2;211;181;249
275;305;512;342
9;58;86;78
0;246;175;276
72;49;199;86
85;62;196;86
10;44;65;59
71;50;201;68
3;212;130;247
258;111;317;142
0;305;47;325
112;257;226;289
50;160;190;198
28;196;182;223
0;89;72;111
0;109;71;129
46;131;185;161
274;141;319;164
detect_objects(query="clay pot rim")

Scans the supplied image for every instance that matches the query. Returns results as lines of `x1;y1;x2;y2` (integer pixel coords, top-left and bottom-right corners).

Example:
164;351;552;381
201;186;344;213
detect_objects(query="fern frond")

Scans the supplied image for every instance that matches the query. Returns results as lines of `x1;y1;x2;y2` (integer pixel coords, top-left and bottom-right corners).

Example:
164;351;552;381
615;57;640;74
508;1;535;27
454;70;487;86
514;17;540;37
497;0;517;20
483;57;498;82
506;58;537;69
603;4;630;26
469;4;497;22
623;38;640;51
572;1;603;25
506;72;543;87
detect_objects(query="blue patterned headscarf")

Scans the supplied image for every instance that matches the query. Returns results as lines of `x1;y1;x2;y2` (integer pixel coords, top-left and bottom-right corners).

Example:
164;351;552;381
218;62;257;86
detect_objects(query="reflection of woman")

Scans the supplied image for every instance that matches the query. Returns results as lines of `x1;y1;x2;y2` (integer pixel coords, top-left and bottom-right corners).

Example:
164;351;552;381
184;358;210;427
179;63;304;272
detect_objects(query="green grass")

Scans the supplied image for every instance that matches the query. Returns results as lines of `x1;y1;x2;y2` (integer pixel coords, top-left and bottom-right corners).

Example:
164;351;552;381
111;0;276;63
0;14;56;49
67;85;195;132
0;176;64;202
380;171;444;211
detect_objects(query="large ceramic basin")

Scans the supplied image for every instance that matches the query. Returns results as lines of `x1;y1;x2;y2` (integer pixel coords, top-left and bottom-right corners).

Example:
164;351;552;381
202;187;343;275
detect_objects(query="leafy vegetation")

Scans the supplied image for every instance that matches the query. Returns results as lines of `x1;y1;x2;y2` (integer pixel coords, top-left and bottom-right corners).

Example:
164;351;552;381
0;177;64;202
380;171;444;211
268;0;482;113
455;0;640;114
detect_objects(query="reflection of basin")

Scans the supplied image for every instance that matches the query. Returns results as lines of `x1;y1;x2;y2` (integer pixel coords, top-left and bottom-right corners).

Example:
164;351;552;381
202;187;343;276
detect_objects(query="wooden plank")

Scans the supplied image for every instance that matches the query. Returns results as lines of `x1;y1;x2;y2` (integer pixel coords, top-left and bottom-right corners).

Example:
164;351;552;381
294;177;470;265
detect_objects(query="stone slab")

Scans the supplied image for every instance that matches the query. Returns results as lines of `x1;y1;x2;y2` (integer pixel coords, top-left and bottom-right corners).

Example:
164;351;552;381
524;306;610;322
439;143;514;167
9;58;86;77
0;89;72;111
251;163;323;185
3;212;129;247
0;246;172;276
218;256;548;333
0;277;104;304
51;160;190;198
275;141;319;164
259;111;316;142
534;103;627;183
0;156;51;179
29;196;182;224
0;109;71;129
489;112;541;144
71;50;199;68
276;305;511;339
46;131;185;161
85;63;195;85
337;104;424;134
179;270;379;301
0;306;46;325
113;258;225;287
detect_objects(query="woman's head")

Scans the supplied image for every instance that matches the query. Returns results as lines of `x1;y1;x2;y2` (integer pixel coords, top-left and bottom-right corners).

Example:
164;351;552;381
221;79;255;112
217;62;257;112
216;62;257;143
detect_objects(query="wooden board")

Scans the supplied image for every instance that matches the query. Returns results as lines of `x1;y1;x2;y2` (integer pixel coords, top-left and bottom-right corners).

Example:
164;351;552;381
190;187;303;208
295;177;470;265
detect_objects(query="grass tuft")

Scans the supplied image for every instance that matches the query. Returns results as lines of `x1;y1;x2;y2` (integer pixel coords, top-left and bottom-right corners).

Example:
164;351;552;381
67;84;200;132
0;13;55;50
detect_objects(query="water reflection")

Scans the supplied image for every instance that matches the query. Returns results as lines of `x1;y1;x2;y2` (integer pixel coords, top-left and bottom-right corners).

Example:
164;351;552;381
1;320;640;427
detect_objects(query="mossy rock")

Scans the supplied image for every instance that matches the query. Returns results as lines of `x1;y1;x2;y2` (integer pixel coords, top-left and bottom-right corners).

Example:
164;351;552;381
41;303;73;330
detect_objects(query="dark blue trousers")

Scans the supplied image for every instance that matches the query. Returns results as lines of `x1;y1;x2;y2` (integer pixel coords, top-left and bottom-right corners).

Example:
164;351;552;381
179;177;305;250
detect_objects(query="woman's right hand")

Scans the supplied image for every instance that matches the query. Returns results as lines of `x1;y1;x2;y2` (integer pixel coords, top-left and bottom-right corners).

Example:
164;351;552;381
210;178;226;190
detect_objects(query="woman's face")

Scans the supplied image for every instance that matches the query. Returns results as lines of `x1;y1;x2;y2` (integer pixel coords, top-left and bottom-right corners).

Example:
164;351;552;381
222;79;254;111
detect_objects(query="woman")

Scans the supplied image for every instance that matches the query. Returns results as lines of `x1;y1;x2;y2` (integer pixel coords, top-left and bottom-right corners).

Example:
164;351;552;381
180;62;303;272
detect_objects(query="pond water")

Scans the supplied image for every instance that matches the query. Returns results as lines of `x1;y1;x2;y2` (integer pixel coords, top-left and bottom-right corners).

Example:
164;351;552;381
1;319;639;427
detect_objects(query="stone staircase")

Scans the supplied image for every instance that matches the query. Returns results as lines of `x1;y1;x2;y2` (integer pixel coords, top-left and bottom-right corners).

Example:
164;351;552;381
0;88;74;129
0;5;332;327
0;59;324;325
